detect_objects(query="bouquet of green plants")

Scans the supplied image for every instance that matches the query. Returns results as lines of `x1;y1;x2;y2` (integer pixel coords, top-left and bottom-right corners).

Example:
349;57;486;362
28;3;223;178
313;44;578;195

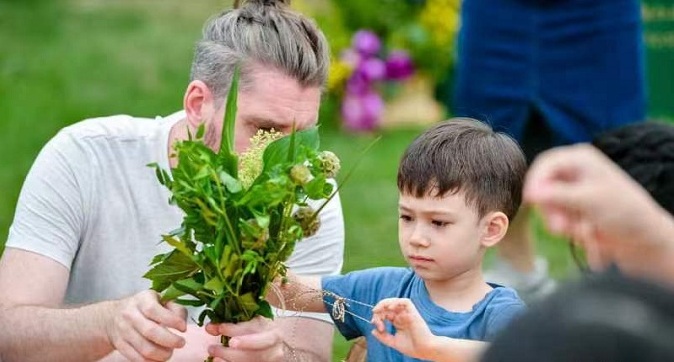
143;71;340;342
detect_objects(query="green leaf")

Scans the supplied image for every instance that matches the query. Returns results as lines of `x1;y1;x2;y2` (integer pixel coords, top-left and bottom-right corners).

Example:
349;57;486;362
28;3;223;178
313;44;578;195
161;234;193;257
173;277;205;296
219;245;233;271
198;309;215;327
196;123;205;139
209;295;224;310
304;174;327;199
175;298;206;307
239;292;260;314
161;284;186;302
204;277;225;294
253;212;270;228
258;300;274;319
220;67;239;156
218;67;240;177
143;251;199;292
219;170;242;194
203;245;219;266
287;123;297;163
149;252;169;266
262;127;319;172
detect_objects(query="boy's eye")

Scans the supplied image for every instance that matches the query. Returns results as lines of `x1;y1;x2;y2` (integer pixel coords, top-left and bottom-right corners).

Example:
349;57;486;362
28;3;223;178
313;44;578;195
432;220;450;227
399;215;412;222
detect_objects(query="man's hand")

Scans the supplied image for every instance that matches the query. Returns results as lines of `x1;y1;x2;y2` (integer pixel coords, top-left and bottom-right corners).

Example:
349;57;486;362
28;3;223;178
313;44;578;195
205;316;284;362
371;298;434;360
106;290;187;362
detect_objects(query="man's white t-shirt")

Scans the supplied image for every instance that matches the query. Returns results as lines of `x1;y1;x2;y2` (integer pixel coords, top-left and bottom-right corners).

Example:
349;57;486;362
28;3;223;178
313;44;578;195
6;111;344;320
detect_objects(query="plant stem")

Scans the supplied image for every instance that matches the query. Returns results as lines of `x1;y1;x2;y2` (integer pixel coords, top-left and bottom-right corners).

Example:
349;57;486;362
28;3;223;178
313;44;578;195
204;335;231;362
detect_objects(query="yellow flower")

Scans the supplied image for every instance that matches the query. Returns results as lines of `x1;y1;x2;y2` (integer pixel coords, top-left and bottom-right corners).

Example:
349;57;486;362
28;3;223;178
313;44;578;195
238;129;283;189
327;59;353;93
419;0;461;48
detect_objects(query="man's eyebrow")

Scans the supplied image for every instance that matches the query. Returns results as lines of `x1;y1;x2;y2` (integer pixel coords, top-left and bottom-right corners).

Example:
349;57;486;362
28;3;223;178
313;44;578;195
246;117;286;130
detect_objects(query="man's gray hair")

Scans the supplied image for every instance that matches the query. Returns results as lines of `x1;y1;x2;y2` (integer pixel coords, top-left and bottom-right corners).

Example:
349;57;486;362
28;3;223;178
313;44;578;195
190;0;330;101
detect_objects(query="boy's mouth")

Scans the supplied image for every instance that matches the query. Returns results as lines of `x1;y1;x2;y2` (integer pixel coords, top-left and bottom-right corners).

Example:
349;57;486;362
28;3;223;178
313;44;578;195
409;255;434;263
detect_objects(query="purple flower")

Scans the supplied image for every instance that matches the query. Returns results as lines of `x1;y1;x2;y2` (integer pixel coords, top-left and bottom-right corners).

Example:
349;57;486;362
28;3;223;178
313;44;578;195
346;71;370;95
340;49;361;67
341;91;384;131
359;58;386;82
385;50;415;80
352;30;381;57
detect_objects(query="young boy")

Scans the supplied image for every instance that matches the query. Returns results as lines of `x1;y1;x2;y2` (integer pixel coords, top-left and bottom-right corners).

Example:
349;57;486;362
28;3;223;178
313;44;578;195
368;121;674;362
274;118;527;361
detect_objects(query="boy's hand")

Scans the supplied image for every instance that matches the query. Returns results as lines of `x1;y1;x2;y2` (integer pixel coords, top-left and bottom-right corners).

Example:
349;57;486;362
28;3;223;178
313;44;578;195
371;298;434;360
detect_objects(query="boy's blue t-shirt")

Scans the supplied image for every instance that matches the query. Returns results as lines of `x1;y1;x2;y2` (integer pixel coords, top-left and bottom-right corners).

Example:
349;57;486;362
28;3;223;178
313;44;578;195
322;267;525;362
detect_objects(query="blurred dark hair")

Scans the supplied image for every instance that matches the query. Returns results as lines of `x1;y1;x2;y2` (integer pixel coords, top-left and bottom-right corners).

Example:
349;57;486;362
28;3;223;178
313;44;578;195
482;272;674;362
592;121;674;215
397;118;527;220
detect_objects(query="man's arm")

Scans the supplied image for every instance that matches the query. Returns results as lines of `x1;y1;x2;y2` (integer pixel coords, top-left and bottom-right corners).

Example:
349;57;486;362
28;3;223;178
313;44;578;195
0;249;114;361
0;249;187;362
278;317;334;362
267;273;327;314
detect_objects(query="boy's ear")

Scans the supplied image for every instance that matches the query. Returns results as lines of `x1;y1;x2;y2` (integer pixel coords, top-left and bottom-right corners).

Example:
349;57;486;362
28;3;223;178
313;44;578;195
480;211;509;247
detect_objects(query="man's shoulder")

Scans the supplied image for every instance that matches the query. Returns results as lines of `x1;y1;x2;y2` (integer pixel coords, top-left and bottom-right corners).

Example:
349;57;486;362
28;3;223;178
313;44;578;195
59;114;164;141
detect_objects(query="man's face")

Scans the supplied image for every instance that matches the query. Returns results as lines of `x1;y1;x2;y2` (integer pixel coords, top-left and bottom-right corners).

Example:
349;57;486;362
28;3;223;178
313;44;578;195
208;67;322;154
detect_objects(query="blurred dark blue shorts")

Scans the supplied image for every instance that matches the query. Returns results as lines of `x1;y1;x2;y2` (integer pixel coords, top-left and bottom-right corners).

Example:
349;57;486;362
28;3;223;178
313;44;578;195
454;0;647;162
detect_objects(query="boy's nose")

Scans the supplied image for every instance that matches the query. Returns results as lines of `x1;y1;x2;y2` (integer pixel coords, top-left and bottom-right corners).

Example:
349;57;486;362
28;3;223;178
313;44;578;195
408;227;430;248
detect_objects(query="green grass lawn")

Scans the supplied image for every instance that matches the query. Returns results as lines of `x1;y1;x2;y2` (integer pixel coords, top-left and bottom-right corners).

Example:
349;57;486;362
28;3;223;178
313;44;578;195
0;1;573;360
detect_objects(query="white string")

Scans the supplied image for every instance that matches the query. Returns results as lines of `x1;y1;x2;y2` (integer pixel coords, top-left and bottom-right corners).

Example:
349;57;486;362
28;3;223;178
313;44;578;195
278;281;379;362
277;282;377;325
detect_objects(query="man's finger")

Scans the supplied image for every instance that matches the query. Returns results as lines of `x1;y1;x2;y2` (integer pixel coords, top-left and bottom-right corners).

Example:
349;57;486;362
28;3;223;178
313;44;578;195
213;316;271;336
116;339;151;362
140;301;187;333
131;311;185;350
125;325;172;361
165;301;188;324
228;328;281;350
208;343;282;362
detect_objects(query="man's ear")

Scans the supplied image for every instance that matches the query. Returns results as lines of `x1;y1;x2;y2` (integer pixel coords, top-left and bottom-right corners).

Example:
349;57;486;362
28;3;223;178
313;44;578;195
183;80;216;128
480;211;509;247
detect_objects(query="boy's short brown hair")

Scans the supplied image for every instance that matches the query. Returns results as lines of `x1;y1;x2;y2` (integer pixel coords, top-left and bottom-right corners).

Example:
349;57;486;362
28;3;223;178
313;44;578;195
397;118;526;220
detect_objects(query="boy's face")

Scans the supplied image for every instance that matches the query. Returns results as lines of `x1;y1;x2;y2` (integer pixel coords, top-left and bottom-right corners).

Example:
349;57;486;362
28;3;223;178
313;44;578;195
398;190;492;283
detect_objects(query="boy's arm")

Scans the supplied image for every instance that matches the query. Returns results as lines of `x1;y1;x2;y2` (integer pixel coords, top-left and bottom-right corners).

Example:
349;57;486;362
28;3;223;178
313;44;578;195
371;298;486;362
421;337;487;362
267;272;327;314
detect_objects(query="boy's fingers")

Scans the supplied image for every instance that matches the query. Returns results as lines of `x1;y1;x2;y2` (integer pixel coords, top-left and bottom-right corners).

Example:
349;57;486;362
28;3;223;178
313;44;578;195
371;330;394;348
371;316;385;332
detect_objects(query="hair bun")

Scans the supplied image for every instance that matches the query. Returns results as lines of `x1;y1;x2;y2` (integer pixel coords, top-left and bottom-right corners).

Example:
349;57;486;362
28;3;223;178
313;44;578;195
234;0;291;9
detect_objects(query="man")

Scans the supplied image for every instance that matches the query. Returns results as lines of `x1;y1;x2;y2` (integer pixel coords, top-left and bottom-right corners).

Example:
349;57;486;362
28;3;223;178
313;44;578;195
0;1;343;361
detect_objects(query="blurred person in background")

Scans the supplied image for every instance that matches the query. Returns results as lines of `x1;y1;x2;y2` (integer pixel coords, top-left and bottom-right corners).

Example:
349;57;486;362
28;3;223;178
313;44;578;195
0;1;345;361
453;0;647;301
